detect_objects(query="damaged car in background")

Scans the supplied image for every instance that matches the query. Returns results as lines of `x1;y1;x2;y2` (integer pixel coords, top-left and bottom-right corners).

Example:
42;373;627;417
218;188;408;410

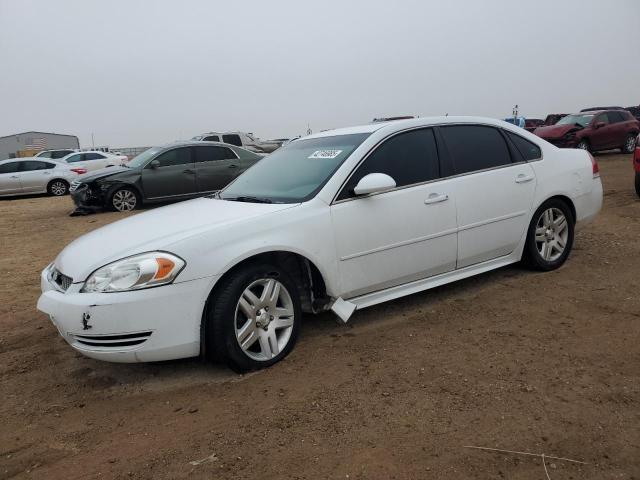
38;117;603;372
69;141;262;213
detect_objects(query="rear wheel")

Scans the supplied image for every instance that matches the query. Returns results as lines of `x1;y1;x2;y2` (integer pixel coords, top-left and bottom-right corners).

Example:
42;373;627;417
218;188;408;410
47;179;69;196
577;139;590;152
523;199;574;271
204;263;301;372
110;187;139;212
622;134;637;154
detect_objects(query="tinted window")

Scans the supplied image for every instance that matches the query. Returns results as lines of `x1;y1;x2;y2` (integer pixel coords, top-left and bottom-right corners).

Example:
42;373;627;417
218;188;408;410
203;135;220;142
607;111;624;123
595;113;610;125
154;148;192;167
222;134;242;147
51;150;73;159
194;146;237;162
37;151;53;158
338;128;439;200
20;161;52;171
65;153;84;163
0;162;20;174
505;131;542;161
440;125;512;175
84;153;105;160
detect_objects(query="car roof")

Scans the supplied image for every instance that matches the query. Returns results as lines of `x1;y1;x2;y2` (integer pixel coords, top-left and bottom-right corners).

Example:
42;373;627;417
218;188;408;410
0;157;67;165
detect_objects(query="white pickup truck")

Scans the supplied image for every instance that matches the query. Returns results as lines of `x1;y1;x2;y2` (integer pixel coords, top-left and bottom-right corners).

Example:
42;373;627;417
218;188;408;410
191;131;282;154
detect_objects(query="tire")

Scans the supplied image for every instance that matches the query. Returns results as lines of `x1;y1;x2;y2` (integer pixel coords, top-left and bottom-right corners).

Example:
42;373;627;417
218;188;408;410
47;179;69;196
110;187;140;212
622;134;637;154
204;263;302;373
635;172;640;198
522;199;575;271
576;139;590;152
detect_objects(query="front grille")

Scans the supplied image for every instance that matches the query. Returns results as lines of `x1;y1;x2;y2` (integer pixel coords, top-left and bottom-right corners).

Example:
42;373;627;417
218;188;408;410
73;331;152;348
50;268;73;292
69;180;82;193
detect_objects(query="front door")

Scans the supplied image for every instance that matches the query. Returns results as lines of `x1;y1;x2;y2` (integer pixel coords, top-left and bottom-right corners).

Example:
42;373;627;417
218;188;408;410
590;113;615;150
331;127;458;299
439;125;537;268
18;160;54;193
0;161;23;195
141;146;197;199
193;145;241;192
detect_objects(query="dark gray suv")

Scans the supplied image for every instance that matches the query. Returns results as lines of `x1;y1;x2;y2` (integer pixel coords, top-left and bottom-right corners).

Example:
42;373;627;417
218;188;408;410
69;141;263;213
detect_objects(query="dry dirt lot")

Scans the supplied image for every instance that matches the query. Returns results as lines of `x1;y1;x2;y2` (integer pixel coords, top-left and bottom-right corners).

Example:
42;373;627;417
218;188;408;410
1;153;639;480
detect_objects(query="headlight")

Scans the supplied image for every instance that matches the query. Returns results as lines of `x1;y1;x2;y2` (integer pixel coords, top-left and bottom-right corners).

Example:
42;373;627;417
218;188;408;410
82;252;185;293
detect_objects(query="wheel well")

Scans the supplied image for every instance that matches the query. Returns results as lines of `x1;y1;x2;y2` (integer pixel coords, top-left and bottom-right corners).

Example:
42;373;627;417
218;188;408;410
545;195;576;223
48;178;69;188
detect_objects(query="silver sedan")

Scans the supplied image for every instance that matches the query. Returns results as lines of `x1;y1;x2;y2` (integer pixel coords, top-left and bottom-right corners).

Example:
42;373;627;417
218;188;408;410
0;158;86;197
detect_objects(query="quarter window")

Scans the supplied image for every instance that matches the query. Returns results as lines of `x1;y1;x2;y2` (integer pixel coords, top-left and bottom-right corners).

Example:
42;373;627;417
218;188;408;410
440;125;512;175
222;134;242;147
337;128;439;200
194;146;237;162
505;131;542;161
154;148;192;167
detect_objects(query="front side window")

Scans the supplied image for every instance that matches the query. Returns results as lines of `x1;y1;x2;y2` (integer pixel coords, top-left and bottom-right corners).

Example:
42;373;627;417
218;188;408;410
51;150;73;159
194;146;237;162
595;113;610;125
154;147;192;167
127;147;163;168
337;128;439;200
84;153;106;160
0;162;20;174
440;125;512;175
607;111;624;124
222;134;242;147
221;133;370;203
505;131;542;161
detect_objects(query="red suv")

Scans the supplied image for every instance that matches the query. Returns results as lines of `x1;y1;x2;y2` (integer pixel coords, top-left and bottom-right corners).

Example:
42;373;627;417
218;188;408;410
534;109;639;153
634;135;640;197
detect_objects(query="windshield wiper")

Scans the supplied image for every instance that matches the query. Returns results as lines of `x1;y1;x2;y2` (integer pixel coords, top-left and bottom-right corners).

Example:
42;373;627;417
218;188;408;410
225;195;273;204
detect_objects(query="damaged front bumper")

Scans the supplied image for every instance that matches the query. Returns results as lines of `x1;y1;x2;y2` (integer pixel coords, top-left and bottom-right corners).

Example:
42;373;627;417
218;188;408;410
70;183;106;214
37;265;216;362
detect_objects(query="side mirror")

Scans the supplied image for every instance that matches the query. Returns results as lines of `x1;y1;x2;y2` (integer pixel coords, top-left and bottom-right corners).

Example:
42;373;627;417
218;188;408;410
149;160;160;169
353;173;396;196
595;122;606;129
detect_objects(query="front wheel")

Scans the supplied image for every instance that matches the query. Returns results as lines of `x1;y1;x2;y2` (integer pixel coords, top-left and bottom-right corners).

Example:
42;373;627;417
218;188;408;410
110;187;139;212
204;263;301;372
622;134;637;154
522;199;575;271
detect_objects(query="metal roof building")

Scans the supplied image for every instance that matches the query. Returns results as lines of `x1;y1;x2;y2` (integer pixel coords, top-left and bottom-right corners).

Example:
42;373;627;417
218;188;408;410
0;131;80;159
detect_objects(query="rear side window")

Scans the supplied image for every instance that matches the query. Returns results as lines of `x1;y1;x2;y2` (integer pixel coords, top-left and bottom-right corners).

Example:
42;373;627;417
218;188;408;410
51;150;72;159
222;134;242;147
84;153;105;160
38;151;53;158
440;125;512;175
607;111;625;123
20;161;53;171
203;135;220;142
65;153;84;163
154;147;192;167
505;131;542;161
194;146;237;162
0;162;20;173
338;128;439;200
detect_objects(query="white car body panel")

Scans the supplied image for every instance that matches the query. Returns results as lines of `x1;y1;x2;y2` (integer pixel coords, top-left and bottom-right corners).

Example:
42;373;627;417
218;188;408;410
0;158;79;197
61;151;127;172
37;116;603;363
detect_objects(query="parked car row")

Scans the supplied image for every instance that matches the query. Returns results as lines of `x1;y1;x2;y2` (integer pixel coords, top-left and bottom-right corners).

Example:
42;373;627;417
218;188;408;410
37;116;604;371
0;158;86;197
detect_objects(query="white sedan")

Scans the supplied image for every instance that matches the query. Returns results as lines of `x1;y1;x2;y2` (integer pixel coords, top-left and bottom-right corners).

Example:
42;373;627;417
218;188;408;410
61;151;128;172
37;117;603;371
0;158;86;197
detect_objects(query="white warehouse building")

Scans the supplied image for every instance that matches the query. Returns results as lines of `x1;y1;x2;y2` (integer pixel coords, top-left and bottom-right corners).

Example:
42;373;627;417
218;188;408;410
0;131;80;159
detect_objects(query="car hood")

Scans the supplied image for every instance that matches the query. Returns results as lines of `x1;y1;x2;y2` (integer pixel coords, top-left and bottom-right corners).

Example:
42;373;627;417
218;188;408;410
534;124;581;139
78;166;133;183
55;197;297;281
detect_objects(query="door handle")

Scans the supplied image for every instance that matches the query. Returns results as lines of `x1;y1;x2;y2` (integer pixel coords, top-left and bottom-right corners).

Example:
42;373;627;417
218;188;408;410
183;169;196;174
10;175;19;178
228;164;238;169
424;193;449;205
515;174;534;184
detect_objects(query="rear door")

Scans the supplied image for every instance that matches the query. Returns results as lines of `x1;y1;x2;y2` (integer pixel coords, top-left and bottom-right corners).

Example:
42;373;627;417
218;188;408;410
193;145;240;192
439;125;537;269
0;161;23;195
140;146;197;199
590;113;614;150
17;160;55;193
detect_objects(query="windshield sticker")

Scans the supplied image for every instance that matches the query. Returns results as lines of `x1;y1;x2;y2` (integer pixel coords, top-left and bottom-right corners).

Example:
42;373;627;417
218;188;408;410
308;149;343;159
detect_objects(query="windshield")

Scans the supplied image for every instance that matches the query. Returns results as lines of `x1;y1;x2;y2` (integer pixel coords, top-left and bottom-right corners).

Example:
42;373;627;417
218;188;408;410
556;114;593;128
220;133;371;203
126;146;163;168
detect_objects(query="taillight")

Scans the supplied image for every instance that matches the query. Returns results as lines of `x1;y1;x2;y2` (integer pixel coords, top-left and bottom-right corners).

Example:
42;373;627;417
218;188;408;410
71;168;87;174
589;153;599;178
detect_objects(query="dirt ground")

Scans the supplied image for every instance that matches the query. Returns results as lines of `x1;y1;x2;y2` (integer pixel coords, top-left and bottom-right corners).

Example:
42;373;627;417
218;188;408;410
1;153;639;480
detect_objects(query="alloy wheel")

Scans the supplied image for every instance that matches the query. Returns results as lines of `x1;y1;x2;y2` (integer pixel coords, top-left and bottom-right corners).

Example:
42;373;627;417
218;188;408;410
112;190;137;211
625;136;637;153
50;181;67;196
577;140;589;151
534;207;569;262
234;278;295;361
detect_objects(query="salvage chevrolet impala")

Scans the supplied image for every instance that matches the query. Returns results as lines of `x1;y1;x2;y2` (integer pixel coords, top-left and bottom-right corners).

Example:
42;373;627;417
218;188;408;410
38;117;603;371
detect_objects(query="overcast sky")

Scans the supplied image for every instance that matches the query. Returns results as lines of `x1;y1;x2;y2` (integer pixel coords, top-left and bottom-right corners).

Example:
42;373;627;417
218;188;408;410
1;0;639;148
